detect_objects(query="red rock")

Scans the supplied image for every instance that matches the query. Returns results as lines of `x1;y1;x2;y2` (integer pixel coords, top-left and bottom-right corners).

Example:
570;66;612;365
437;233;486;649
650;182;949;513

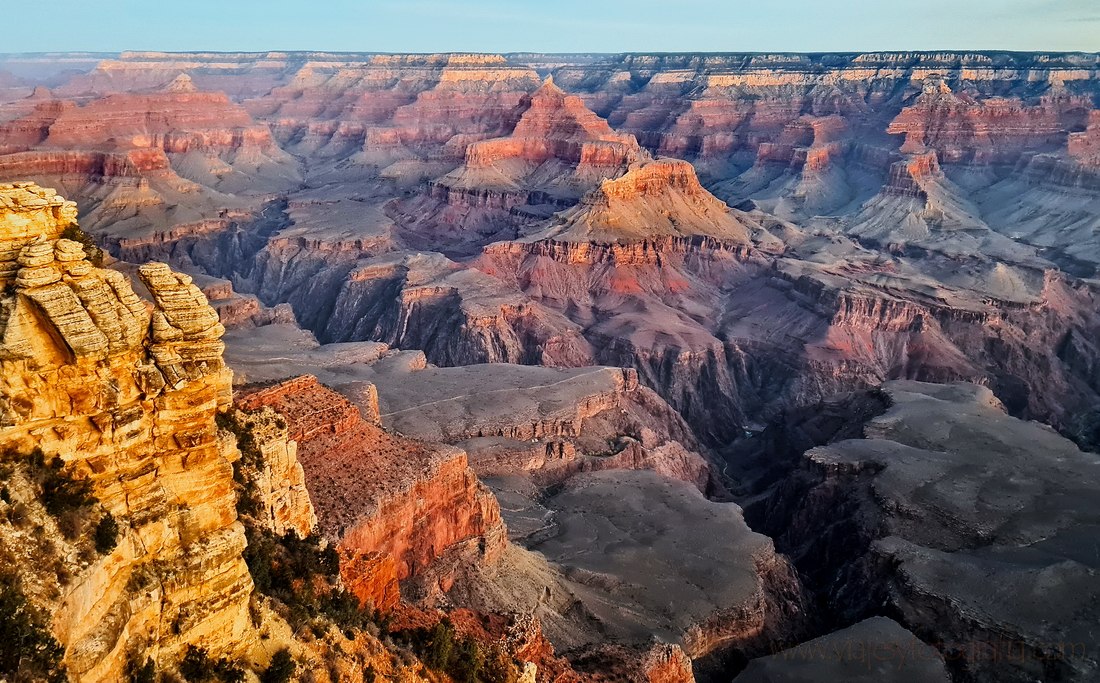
429;77;645;211
549;158;754;243
0;99;76;153
887;78;1091;164
882;150;942;198
237;376;507;605
1069;110;1100;167
339;548;401;613
41;90;276;154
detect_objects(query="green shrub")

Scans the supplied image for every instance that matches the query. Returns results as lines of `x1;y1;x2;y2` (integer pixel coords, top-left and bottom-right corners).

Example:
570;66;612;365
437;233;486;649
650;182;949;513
423;619;455;670
60;224;104;267
216;410;265;469
219;410;267;517
0;571;66;682
261;649;296;683
243;525;364;631
179;646;245;683
95;512;120;554
32;451;94;517
393;619;519;683
214;659;246;683
129;657;156;683
320;588;373;633
179;646;212;682
55;508;84;540
9;502;30;527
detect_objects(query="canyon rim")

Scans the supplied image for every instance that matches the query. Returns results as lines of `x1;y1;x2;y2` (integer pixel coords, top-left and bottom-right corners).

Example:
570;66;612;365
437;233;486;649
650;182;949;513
0;5;1099;683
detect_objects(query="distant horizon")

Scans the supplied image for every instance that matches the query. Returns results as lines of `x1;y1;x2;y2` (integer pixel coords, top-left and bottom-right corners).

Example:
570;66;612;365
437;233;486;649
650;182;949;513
10;0;1099;55
4;48;1100;58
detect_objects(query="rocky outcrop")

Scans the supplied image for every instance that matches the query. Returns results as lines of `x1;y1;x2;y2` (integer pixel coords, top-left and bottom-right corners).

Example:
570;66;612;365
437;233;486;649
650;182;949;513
881;150;941;198
749;381;1100;682
1069;110;1100;167
237;375;507;608
547;158;754;243
226;407;316;537
0;183;250;681
734;617;950;683
887;78;1091;164
430;77;645;211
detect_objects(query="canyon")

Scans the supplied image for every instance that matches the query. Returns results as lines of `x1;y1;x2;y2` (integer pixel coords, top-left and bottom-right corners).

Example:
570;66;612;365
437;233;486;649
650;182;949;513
0;48;1098;682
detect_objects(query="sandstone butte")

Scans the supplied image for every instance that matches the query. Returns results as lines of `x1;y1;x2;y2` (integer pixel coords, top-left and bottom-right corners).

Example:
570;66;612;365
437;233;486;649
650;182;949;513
236;375;507;612
429;76;646;211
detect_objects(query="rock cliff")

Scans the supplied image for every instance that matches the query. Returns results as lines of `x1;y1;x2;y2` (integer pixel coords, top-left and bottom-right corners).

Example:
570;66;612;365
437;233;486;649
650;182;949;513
237;375;507;609
0;182;495;683
743;381;1100;682
1069;110;1100;167
0;182;251;681
887;78;1090;164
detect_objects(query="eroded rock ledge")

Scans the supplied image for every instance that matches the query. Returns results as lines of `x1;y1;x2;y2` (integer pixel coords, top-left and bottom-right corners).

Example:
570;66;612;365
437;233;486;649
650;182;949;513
745;381;1100;682
0;182;248;681
237;375;508;610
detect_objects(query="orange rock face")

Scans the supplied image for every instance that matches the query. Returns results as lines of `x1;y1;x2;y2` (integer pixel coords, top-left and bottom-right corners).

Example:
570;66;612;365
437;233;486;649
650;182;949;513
1069;110;1100;167
237;376;507;609
598;158;707;200
0;183;254;681
883;150;943;198
339;547;401;612
428;77;646;212
887;79;1091;164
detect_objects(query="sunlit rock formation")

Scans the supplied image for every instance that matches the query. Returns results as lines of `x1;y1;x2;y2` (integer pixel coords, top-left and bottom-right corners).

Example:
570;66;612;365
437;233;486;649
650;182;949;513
0;182;250;680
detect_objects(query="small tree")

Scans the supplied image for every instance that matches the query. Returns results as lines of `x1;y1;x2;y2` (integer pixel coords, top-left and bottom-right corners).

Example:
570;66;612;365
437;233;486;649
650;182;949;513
261;648;296;683
60;224;104;267
129;658;156;683
423;619;455;670
95;513;120;554
0;572;65;682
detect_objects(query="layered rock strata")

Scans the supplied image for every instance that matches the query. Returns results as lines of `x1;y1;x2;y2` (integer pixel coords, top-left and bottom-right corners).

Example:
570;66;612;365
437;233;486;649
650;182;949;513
749;381;1100;682
236;375;507;609
0;183;249;681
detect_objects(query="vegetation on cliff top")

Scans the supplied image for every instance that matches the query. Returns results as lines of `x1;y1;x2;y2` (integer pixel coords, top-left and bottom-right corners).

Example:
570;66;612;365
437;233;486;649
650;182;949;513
0;570;66;683
393;618;520;683
60;224;104;267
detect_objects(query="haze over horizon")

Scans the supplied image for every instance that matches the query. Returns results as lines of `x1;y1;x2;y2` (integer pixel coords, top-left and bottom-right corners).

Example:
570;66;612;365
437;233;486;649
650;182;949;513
12;0;1100;54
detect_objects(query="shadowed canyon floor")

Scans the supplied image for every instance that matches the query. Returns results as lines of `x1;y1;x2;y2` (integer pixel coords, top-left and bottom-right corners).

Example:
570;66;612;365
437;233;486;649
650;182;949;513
1;50;1100;682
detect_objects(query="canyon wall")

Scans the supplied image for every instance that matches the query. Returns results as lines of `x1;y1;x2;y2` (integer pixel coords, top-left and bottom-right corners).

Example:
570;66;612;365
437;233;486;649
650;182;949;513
237;376;507;608
742;381;1100;682
0;183;252;681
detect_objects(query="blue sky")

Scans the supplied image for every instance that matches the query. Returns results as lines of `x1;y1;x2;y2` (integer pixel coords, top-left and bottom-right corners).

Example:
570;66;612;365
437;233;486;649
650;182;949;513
12;0;1100;53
